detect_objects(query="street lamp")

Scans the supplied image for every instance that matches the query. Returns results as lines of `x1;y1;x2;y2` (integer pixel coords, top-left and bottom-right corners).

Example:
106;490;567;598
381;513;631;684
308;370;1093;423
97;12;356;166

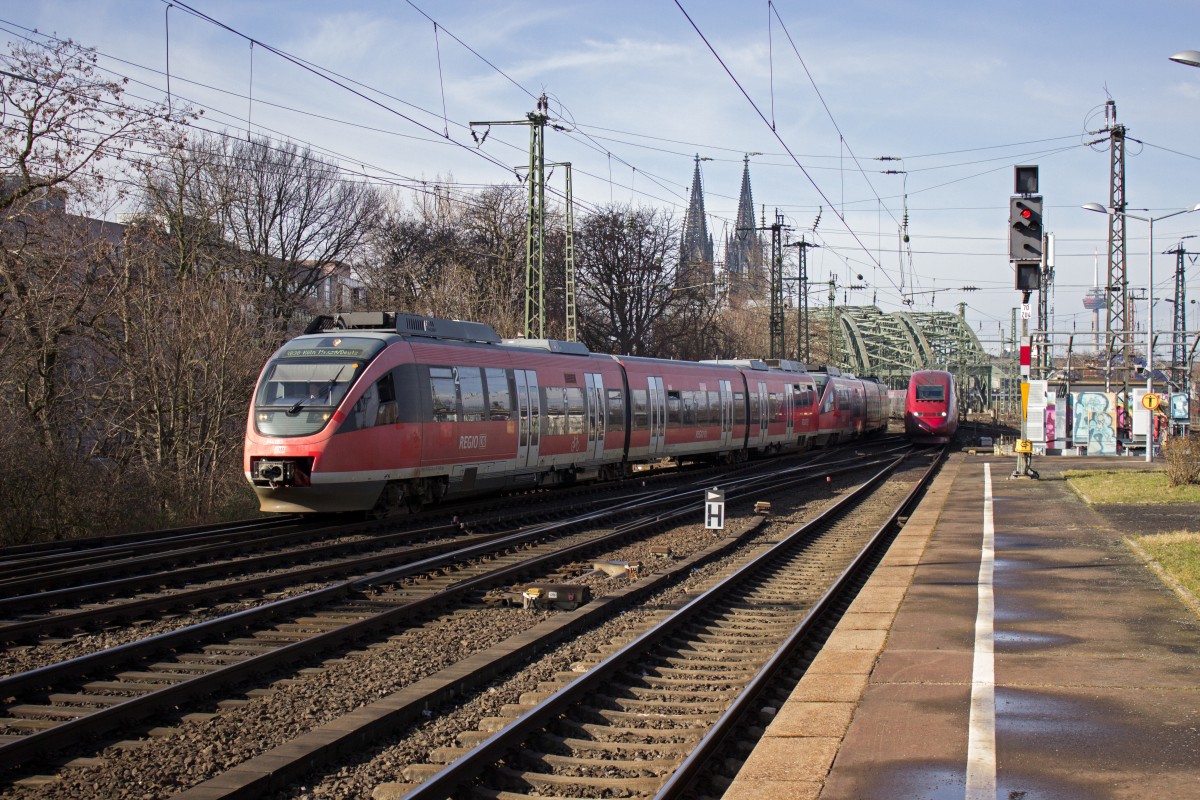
1082;202;1200;461
1169;50;1200;67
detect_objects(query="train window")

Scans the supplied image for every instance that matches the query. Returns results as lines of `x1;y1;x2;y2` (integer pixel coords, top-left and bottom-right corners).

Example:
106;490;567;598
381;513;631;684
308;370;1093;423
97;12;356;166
821;387;835;413
430;367;458;423
373;372;398;427
679;391;695;425
667;391;682;425
484;368;512;420
339;381;377;432
631;389;648;431
768;392;783;422
606;389;625;431
458;367;485;422
691;392;702;425
749;391;761;424
390;364;422;423
543;386;566;436
733;392;746;424
565;387;585;435
916;384;945;402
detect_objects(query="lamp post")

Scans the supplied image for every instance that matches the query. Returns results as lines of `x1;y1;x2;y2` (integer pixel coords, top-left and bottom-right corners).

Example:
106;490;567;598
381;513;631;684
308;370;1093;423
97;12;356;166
1082;202;1200;460
1169;50;1200;67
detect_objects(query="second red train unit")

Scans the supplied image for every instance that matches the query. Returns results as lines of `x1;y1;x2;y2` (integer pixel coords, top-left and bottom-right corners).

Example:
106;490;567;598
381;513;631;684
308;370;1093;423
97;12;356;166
245;312;889;514
903;369;959;444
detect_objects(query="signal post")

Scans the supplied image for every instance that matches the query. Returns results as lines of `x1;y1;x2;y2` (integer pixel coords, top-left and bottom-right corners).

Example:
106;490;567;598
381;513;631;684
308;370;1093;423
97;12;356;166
1010;166;1041;479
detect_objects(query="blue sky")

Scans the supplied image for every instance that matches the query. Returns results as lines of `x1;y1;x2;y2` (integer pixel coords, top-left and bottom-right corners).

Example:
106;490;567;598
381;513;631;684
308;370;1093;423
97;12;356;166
6;0;1200;352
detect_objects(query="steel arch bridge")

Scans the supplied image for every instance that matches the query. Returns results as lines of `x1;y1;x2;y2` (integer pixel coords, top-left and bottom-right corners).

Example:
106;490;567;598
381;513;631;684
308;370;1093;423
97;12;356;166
833;306;992;409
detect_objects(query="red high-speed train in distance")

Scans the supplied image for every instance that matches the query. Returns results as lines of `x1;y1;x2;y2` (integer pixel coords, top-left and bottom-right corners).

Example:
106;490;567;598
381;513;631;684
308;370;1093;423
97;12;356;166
904;369;958;444
244;312;889;515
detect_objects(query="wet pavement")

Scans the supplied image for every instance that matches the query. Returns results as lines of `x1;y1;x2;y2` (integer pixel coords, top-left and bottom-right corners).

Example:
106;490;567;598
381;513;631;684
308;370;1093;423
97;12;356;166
721;454;1200;800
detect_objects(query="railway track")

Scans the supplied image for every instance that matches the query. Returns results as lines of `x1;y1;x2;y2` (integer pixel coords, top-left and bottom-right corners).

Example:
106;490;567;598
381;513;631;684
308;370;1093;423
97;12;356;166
0;445;905;790
0;455;768;656
177;446;937;800
389;450;939;799
0;457;717;597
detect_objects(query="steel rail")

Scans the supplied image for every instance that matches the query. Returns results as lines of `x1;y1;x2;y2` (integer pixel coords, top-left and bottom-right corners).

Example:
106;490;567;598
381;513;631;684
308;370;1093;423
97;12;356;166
0;519;320;581
655;446;947;798
0;455;885;774
0;525;488;642
0;519;419;600
398;453;911;800
0;453;847;643
0;516;303;563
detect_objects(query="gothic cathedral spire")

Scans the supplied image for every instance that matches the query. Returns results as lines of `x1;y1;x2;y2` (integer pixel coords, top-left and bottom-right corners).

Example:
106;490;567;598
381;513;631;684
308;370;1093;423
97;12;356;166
726;154;762;279
678;154;714;288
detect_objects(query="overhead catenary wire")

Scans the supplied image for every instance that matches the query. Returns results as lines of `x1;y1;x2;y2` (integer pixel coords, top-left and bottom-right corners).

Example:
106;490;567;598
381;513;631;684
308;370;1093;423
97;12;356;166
154;0;523;179
0;21;620;221
148;2;702;219
0;14;1127;260
7;5;1200;323
674;0;901;297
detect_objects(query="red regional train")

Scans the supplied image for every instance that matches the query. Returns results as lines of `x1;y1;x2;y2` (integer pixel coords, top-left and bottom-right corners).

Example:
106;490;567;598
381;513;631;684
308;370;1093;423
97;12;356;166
903;369;959;444
245;313;889;515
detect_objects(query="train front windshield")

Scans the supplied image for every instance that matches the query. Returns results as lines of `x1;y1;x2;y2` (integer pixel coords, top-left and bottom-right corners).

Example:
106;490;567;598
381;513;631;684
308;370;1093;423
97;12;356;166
915;384;945;402
254;336;386;436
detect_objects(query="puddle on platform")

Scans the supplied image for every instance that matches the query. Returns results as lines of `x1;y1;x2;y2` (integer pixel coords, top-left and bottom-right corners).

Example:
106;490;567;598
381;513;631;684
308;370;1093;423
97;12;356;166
993;629;1072;650
846;763;965;800
993;604;1048;624
995;688;1104;738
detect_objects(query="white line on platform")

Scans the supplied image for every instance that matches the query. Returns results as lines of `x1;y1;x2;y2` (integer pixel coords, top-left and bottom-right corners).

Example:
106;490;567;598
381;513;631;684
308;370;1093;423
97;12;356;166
966;462;997;799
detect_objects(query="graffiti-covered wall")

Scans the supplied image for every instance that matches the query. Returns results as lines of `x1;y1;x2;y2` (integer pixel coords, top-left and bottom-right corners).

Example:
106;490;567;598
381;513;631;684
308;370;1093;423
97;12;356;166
1071;391;1119;455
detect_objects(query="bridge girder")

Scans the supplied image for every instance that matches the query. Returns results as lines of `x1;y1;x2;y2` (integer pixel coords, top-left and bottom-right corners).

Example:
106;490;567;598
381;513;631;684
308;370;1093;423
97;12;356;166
832;306;992;408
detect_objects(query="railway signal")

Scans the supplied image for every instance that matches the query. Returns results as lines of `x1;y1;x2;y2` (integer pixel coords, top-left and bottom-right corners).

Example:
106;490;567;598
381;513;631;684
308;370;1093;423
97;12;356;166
1010;196;1044;271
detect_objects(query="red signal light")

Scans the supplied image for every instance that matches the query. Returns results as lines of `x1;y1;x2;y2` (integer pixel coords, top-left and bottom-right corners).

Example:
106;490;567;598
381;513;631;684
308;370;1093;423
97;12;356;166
1020;207;1032;220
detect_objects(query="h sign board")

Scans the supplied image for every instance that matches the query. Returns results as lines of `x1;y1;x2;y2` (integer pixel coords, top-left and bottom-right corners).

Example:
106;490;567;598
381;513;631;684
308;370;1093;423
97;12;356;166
705;488;725;530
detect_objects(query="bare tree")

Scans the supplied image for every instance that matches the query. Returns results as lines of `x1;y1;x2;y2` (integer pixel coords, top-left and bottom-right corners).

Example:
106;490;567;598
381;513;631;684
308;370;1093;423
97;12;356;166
575;205;679;356
654;291;726;361
0;37;181;540
459;184;532;337
140;133;234;277
216;135;384;324
712;304;773;360
360;185;460;313
0;38;169;211
358;182;529;336
103;220;271;521
0;37;170;450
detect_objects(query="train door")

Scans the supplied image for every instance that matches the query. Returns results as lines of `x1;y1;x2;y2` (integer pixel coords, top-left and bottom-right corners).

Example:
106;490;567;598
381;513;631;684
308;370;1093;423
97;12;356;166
720;379;734;448
648;376;666;455
515;369;540;468
584;372;605;460
756;381;769;444
785;384;795;437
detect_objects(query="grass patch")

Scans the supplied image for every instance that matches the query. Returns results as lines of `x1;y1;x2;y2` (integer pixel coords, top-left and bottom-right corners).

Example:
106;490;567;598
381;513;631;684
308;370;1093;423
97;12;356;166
1133;531;1200;602
1063;470;1200;504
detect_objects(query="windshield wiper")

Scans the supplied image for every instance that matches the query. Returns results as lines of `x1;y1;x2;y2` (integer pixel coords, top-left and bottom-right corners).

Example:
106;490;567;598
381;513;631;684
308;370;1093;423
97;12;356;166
286;365;349;416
